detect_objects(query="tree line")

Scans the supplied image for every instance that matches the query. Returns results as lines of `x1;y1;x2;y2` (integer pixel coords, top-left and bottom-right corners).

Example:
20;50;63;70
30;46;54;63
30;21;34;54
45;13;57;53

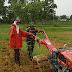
1;0;72;24
0;0;58;24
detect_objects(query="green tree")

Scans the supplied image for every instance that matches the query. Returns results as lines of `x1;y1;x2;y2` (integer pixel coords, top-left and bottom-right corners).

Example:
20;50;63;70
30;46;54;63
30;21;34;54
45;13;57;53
41;0;57;20
70;15;72;20
53;16;58;21
0;0;7;23
0;0;5;16
7;0;57;23
60;15;67;19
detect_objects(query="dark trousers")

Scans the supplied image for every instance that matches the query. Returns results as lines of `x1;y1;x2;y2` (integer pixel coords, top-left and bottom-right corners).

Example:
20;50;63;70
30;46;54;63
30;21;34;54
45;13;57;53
14;49;20;62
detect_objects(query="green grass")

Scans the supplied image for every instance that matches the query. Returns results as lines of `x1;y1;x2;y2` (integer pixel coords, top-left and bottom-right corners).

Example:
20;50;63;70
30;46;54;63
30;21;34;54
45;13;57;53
0;20;72;40
22;41;50;56
48;34;72;43
35;20;72;27
0;24;11;40
37;27;72;32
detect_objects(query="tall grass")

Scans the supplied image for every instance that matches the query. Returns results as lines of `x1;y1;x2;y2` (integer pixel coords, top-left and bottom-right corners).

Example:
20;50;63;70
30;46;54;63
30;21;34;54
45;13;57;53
0;24;10;40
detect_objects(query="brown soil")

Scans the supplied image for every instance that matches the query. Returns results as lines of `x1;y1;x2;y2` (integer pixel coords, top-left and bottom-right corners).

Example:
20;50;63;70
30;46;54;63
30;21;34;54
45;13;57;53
50;40;72;49
0;39;72;72
47;31;72;39
0;40;32;72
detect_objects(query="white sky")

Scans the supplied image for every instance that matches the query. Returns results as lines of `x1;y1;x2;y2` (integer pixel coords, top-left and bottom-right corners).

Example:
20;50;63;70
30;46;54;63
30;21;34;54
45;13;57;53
4;0;72;16
54;0;72;16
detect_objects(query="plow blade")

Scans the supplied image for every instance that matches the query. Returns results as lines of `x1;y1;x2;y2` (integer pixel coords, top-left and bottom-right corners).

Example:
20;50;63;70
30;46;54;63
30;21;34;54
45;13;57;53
32;54;53;72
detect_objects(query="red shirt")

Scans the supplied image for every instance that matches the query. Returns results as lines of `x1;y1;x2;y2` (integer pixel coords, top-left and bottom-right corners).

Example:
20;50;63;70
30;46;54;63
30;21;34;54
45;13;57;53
9;24;29;49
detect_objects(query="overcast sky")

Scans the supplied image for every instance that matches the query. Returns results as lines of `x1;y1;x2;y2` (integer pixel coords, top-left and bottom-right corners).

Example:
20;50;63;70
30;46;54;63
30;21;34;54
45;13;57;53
4;0;72;16
54;0;72;16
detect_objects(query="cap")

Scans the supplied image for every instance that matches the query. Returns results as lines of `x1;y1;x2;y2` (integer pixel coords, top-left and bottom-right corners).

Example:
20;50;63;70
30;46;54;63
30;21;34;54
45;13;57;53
15;17;20;23
29;22;35;26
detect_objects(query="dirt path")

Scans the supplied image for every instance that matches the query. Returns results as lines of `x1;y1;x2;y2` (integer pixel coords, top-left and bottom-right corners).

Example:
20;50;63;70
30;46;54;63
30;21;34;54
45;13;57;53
0;40;72;72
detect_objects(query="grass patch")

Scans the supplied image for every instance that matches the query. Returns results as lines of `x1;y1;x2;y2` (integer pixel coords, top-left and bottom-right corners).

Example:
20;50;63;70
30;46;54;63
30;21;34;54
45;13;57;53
0;33;9;40
48;34;72;43
37;27;72;32
22;41;50;56
0;21;72;40
0;24;10;40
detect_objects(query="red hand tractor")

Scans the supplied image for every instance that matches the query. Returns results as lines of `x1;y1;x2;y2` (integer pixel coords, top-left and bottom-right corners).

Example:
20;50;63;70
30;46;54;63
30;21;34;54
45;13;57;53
30;29;72;72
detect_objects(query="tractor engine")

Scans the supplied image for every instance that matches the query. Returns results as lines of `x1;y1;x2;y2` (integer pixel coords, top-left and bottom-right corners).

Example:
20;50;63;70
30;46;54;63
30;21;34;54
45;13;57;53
49;48;72;72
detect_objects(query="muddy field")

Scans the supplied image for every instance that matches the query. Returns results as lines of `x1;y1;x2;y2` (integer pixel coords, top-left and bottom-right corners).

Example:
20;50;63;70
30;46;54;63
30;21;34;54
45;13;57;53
0;39;72;72
0;40;32;72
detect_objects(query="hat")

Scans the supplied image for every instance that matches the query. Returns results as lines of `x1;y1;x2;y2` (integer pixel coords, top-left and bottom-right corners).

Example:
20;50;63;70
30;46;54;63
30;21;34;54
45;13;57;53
29;22;35;27
15;17;20;23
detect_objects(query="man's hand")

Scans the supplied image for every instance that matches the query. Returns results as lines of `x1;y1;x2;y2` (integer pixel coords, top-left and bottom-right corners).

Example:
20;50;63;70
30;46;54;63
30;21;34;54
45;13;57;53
35;37;40;41
28;33;32;35
38;39;43;48
41;30;44;33
39;39;43;44
35;37;43;48
36;37;43;43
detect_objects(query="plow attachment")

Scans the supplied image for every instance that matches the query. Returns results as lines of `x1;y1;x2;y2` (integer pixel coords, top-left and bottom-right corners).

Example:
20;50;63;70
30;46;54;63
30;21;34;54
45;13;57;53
32;54;53;72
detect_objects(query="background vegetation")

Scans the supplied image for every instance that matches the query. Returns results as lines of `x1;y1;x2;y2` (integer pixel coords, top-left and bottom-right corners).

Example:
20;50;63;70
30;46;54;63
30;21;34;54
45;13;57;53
1;0;72;24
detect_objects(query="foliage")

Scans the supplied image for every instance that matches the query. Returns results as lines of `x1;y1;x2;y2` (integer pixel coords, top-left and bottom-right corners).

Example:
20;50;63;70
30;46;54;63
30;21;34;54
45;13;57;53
0;0;57;24
0;0;5;16
60;15;67;19
0;0;9;23
70;15;72;20
53;16;58;21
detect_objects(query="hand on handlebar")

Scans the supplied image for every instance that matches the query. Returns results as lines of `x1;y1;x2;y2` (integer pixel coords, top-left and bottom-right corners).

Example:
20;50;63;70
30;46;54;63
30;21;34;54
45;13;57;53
28;33;32;35
35;37;40;41
40;30;44;33
35;37;43;44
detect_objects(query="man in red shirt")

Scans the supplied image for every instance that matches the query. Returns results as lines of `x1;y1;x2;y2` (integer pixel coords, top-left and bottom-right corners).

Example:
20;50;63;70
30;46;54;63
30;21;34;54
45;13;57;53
9;17;39;66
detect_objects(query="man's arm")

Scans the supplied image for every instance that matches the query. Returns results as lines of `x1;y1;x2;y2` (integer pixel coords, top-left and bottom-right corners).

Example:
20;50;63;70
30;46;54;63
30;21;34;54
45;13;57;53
20;29;29;37
20;29;40;40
